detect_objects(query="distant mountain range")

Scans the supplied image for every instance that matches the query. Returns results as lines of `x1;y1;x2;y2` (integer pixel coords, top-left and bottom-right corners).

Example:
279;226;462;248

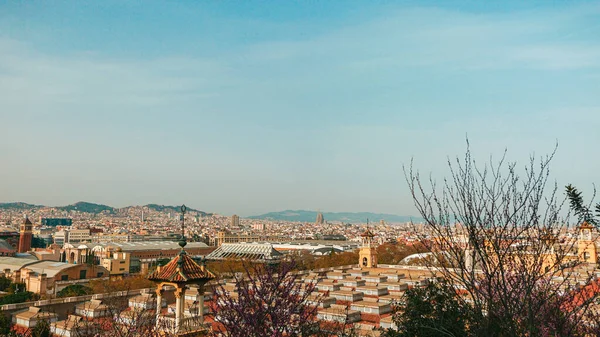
248;210;419;224
0;201;210;216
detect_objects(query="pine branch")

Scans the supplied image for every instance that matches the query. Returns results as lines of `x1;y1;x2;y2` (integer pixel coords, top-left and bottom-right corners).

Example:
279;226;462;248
565;184;597;226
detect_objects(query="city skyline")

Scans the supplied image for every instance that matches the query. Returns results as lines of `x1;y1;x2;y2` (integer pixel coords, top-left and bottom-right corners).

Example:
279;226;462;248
1;1;599;216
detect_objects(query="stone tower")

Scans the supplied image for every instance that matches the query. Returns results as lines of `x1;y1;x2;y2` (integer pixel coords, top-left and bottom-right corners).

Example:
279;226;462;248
358;229;377;268
18;215;33;253
578;222;597;264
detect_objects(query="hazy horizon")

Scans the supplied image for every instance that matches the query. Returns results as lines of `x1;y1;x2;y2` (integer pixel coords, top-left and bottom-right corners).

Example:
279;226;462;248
1;1;599;216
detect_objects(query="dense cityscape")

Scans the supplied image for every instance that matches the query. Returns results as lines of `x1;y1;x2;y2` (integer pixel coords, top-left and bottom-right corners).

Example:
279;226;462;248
2;1;599;336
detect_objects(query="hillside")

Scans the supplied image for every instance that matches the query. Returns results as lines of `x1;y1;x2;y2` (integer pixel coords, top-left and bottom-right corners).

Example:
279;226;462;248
0;202;42;210
248;210;418;224
56;202;115;214
0;201;211;216
144;204;211;216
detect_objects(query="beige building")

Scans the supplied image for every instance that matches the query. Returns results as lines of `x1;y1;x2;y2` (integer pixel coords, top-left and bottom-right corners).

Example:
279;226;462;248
231;214;240;227
101;249;131;276
19;261;109;295
578;222;598;264
75;299;110;318
67;229;92;243
12;307;58;329
215;231;261;246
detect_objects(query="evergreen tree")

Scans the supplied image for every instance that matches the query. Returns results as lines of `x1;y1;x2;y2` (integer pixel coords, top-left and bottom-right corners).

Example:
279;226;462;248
382;281;474;337
0;310;11;336
30;319;51;337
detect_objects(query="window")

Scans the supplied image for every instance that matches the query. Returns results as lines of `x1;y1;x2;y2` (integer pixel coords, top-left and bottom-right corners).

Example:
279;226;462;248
120;268;125;271
97;272;104;278
79;270;87;279
61;275;68;281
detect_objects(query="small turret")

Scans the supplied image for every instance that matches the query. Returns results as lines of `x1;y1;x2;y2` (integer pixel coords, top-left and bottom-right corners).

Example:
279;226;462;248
359;228;378;268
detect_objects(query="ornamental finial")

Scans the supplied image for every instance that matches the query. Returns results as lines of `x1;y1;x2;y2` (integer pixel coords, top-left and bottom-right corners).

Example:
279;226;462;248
179;204;187;250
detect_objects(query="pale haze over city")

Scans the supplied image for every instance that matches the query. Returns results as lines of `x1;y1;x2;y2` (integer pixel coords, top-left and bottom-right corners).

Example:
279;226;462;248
1;1;599;216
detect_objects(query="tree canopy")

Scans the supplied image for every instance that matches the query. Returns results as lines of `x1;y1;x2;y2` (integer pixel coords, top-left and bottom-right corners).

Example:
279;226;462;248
56;284;93;298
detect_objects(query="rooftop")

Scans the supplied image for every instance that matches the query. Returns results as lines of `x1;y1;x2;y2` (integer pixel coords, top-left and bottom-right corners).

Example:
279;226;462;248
206;243;282;261
148;251;215;284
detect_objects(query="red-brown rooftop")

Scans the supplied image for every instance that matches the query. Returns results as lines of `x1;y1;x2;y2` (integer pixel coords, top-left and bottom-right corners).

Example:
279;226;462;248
148;252;215;284
361;229;375;238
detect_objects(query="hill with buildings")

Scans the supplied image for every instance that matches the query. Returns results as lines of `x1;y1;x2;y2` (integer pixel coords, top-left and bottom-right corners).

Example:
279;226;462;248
248;210;418;224
0;201;210;216
56;201;115;214
0;202;43;210
143;204;211;216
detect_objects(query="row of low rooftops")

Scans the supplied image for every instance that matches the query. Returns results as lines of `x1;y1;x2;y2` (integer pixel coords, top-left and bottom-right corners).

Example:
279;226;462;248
313;268;431;335
10;265;434;337
217;266;434;336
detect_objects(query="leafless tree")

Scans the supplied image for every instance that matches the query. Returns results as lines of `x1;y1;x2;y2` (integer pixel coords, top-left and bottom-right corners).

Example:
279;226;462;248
210;261;357;337
404;141;600;336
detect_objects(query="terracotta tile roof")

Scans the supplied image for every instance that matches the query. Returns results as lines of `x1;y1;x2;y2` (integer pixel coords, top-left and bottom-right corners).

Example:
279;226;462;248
361;229;375;238
564;278;600;311
148;251;215;283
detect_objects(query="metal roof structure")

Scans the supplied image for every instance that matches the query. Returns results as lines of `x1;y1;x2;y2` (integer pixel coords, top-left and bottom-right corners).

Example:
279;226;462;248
0;256;39;272
24;260;91;278
205;243;283;262
63;241;208;252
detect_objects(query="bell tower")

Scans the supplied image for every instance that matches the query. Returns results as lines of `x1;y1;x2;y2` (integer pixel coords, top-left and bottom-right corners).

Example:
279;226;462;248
578;222;597;264
358;228;377;268
18;215;33;253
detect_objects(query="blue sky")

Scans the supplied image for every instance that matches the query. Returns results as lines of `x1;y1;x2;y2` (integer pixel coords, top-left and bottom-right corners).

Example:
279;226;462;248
0;1;599;216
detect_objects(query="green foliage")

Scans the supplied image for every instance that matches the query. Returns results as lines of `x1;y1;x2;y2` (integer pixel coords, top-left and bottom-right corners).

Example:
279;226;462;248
57;284;93;298
566;184;599;225
0;291;37;305
6;282;25;294
85;251;97;266
31;236;47;249
0;202;42;210
382;281;474;337
0;276;12;292
30;319;51;337
0;310;11;335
